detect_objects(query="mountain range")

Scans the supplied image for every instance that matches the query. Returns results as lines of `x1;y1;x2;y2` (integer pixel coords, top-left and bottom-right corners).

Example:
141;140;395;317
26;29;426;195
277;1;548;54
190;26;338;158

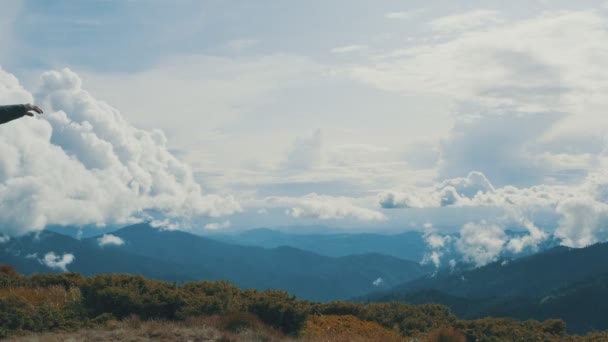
0;223;428;301
211;228;428;262
362;242;608;334
4;223;608;333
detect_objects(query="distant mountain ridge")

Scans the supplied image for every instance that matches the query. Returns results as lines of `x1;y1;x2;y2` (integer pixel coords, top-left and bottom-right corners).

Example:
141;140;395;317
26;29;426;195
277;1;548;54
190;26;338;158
0;223;429;302
211;227;561;266
211;228;429;262
362;242;608;333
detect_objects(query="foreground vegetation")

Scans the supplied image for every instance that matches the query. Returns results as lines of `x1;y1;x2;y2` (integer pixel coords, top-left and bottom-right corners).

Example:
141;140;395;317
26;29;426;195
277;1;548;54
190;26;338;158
1;265;607;341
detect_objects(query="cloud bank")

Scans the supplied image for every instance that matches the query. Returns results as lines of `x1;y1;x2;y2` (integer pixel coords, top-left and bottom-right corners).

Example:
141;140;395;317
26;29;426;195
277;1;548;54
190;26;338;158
265;193;386;221
0;67;240;236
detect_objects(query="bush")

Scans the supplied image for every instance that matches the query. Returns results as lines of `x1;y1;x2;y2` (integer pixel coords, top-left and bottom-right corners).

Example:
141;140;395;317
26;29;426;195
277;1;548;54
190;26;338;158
427;326;466;342
221;312;260;333
0;265;594;341
302;314;402;341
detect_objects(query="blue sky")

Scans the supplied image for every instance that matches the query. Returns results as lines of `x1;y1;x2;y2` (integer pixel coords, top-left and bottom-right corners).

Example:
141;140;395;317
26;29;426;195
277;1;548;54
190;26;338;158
2;0;608;265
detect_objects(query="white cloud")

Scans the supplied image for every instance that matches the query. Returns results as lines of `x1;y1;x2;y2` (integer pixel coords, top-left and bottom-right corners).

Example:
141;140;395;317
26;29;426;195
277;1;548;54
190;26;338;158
456;221;507;266
422;223;452;268
378;191;411;208
378;191;433;209
0;67;240;236
438;186;461;207
372;277;384;286
506;219;547;253
429;10;505;32
265;193;386;221
555;197;608;248
40;252;74;272
97;234;125;247
426;233;451;249
423;250;443;268
379;171;496;209
438;171;495;199
419;214;550;268
204;220;232;230
330;45;368;54
352;10;608;121
0;235;9;244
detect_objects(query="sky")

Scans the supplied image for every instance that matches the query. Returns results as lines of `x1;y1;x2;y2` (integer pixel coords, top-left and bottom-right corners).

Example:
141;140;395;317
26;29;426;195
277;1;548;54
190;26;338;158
2;0;608;266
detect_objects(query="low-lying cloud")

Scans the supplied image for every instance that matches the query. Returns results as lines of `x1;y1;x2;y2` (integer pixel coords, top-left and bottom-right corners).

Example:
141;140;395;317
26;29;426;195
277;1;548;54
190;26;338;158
204;220;232;230
456;222;507;267
40;252;74;272
97;234;125;247
266;193;386;221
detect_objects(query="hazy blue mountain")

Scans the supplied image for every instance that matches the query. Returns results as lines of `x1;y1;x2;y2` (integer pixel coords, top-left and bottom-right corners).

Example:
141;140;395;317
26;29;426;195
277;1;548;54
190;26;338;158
97;223;430;301
211;228;428;262
375;242;608;299
0;224;430;301
211;228;561;266
45;225;120;239
362;242;608;333
0;230;207;282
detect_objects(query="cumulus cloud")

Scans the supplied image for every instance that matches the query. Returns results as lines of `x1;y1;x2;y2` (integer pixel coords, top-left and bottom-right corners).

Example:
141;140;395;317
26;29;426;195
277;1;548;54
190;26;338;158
266;193;386;221
40;252;74;272
421;219;548;268
379;171;496;209
378;191;422;209
372;277;384;286
555;197;608;248
378;192;407;208
547;156;608;247
421;224;452;268
456;221;507;266
423;251;443;268
204;220;232;230
0;67;240;236
505;214;548;253
97;234;125;247
438;186;461;207
438;171;495;199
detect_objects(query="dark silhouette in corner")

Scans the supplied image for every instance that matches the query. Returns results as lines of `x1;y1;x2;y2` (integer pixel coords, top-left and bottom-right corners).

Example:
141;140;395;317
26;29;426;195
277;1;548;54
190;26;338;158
0;104;43;125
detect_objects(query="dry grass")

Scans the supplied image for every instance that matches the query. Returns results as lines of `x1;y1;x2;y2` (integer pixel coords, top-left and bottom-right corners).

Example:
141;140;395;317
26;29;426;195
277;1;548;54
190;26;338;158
6;316;295;342
301;314;405;342
424;327;466;342
0;286;81;308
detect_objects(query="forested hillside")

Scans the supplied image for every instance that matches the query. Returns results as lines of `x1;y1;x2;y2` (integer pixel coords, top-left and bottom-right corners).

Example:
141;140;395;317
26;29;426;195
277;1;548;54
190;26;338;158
363;242;608;334
0;224;428;301
1;265;607;341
